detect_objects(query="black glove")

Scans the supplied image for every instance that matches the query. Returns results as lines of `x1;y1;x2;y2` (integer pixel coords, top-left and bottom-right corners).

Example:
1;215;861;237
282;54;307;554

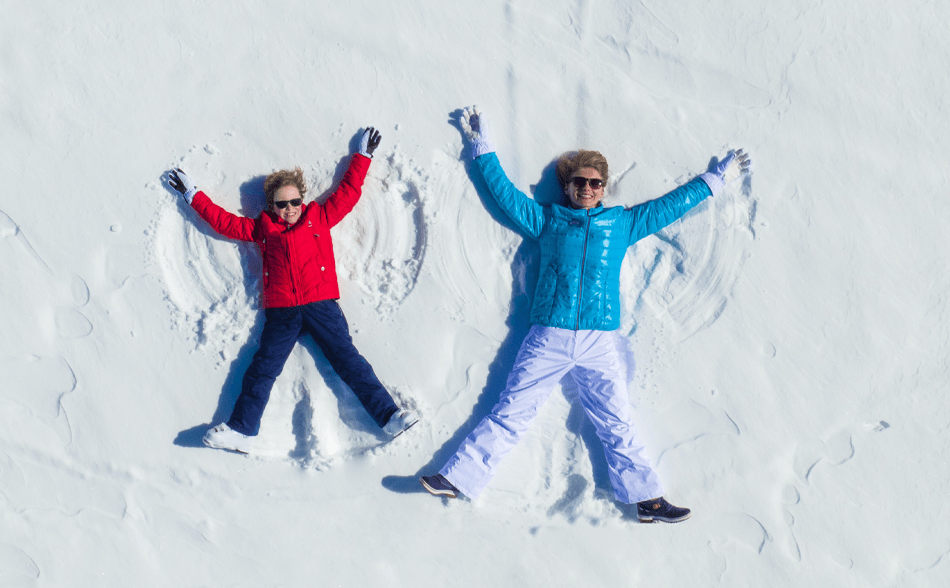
359;127;382;157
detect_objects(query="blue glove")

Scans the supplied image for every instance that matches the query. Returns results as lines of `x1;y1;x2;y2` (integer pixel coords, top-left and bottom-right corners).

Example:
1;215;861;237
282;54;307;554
460;105;496;159
358;127;382;158
168;168;199;204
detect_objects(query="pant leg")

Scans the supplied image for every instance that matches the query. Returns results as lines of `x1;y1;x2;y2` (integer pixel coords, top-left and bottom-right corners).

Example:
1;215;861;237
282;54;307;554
227;307;302;436
440;326;575;499
570;330;663;503
300;300;398;428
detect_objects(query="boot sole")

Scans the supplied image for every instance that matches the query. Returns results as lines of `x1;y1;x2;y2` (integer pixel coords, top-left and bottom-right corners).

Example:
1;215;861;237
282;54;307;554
419;477;458;498
203;438;251;454
638;512;692;524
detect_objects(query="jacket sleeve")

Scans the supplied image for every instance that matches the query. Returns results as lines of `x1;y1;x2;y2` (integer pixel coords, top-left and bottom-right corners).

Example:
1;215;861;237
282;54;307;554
318;153;372;228
474;152;545;240
190;192;256;242
626;177;712;244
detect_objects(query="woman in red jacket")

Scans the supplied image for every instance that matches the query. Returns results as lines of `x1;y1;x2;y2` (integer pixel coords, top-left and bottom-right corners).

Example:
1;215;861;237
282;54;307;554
167;128;418;453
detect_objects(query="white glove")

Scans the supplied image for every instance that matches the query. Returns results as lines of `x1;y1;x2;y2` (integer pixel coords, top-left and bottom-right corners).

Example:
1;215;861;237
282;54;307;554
460;105;496;159
716;149;751;182
700;149;751;196
168;168;199;204
358;126;381;158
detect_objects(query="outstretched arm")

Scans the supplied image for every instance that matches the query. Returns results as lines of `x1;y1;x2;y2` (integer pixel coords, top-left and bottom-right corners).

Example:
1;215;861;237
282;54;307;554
461;106;545;240
626;178;712;243
318;127;379;228
166;169;255;242
627;149;752;243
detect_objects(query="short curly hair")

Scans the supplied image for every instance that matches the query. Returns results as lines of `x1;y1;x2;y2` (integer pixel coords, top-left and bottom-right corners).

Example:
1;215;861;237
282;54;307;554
263;167;308;209
555;150;609;191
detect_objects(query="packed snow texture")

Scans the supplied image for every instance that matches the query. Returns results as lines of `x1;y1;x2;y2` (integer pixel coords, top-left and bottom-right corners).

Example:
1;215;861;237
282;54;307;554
2;0;949;586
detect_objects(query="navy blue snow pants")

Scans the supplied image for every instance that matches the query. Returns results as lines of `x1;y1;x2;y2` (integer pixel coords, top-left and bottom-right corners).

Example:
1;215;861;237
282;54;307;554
226;300;399;436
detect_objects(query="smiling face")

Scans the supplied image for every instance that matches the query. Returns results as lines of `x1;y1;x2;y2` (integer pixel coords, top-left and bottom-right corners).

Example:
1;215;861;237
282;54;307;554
272;184;303;225
565;167;605;209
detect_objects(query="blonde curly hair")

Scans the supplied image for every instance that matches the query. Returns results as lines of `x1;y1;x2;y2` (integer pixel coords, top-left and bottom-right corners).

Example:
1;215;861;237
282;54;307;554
263;167;308;208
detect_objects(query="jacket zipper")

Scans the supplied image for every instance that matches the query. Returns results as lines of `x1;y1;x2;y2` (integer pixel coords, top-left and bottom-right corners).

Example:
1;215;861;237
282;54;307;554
285;224;300;305
575;212;591;330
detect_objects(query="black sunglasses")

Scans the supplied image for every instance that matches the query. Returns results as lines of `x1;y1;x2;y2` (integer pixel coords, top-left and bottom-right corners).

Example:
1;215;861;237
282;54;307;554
274;198;303;209
571;177;606;190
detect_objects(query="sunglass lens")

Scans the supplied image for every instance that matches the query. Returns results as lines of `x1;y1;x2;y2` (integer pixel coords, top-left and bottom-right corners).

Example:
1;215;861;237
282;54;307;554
275;198;302;209
571;177;604;189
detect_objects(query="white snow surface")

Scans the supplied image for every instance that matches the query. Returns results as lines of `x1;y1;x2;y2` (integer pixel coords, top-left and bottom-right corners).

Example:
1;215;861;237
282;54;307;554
2;0;949;586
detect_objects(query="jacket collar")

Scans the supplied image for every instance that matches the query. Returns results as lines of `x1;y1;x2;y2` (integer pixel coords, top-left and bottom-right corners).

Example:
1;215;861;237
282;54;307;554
557;201;607;216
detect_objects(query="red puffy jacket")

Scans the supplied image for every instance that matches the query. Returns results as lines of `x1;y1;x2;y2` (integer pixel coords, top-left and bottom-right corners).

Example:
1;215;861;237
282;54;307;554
190;154;371;308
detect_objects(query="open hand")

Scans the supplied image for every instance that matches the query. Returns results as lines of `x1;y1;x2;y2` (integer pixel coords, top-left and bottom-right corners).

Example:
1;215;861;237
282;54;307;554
460;105;496;158
168;168;198;203
461;105;491;144
359;127;382;158
715;149;752;183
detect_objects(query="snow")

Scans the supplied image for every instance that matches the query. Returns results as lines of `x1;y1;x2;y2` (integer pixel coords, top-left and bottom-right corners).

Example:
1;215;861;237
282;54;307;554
2;0;949;585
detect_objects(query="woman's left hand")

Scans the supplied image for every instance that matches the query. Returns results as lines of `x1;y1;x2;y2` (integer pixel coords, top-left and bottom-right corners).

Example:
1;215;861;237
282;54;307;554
359;127;382;158
715;149;751;183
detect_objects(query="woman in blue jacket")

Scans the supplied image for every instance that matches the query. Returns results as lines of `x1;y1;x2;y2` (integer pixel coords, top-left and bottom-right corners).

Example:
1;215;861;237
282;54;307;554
420;106;750;523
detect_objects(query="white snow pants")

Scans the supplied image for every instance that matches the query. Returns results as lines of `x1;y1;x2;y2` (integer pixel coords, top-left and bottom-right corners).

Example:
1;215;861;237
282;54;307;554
440;325;664;504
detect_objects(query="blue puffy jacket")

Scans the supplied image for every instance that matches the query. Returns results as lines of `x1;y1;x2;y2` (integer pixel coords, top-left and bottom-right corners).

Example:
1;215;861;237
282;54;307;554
475;152;713;331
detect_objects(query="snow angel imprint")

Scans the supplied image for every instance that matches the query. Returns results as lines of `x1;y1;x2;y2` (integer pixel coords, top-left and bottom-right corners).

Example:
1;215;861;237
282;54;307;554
165;127;419;454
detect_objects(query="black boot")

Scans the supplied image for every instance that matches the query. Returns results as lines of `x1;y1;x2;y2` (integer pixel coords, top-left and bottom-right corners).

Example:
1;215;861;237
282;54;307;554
636;497;691;523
